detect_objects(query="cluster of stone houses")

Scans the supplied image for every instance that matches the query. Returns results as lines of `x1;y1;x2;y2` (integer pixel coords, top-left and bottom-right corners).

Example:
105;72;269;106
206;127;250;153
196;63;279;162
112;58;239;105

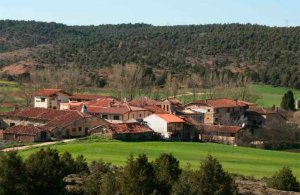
0;88;286;145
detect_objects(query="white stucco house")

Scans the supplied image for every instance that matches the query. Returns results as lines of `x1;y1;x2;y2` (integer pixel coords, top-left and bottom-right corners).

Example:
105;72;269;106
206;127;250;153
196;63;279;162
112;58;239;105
34;89;70;109
143;113;185;139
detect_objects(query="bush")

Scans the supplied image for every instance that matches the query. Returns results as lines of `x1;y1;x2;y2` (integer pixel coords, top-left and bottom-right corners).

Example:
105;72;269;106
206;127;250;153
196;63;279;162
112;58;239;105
267;166;299;192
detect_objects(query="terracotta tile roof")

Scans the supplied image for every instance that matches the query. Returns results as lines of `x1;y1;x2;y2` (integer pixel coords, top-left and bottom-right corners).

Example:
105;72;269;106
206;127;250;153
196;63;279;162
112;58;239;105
109;123;152;134
156;114;185;123
247;106;277;115
86;98;119;108
166;98;182;105
35;89;66;97
199;124;241;134
191;98;249;108
145;105;169;114
3;125;46;136
3;108;90;131
69;94;112;101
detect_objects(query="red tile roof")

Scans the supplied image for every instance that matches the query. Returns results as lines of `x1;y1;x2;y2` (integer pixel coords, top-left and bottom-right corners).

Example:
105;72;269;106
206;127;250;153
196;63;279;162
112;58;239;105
3;108;90;131
191;98;249;108
156;114;184;123
199;124;241;134
3;125;46;136
145;105;169;114
69;94;112;101
109;123;152;134
35;89;69;97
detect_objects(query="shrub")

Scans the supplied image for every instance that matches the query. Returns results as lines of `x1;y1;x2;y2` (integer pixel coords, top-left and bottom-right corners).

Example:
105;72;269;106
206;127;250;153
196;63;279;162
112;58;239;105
267;166;299;192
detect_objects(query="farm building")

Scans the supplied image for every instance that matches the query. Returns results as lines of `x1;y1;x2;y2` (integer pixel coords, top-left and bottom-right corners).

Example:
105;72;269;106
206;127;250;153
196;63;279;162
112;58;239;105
34;89;70;109
0;107;102;140
144;113;185;139
183;98;250;125
2;125;51;143
245;106;286;128
198;124;242;145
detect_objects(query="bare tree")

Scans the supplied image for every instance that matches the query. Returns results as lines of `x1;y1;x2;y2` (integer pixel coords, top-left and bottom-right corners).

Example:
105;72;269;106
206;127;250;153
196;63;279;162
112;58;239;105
110;64;144;100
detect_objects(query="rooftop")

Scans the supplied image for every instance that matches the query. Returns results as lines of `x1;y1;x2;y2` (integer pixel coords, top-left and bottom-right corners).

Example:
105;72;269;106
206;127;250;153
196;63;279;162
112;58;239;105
156;114;185;123
69;94;111;101
191;98;249;108
199;124;242;134
109;123;152;134
3;125;46;136
35;89;70;97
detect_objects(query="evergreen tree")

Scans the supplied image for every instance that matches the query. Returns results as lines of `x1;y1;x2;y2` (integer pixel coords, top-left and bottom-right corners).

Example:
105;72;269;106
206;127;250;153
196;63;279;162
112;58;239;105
120;154;155;195
153;153;182;194
281;90;295;110
0;152;27;195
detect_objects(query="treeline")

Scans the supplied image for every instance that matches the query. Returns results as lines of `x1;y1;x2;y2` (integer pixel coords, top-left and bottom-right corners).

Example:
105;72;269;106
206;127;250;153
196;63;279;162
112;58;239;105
1;20;300;88
0;148;299;194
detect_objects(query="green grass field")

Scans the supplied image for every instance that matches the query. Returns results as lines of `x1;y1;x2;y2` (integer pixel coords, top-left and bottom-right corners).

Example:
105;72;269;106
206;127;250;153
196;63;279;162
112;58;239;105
20;140;300;179
251;84;300;108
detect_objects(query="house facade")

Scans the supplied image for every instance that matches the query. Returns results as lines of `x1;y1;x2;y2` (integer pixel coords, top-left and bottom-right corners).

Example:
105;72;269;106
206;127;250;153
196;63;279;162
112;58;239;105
3;125;51;143
144;114;184;139
34;89;70;109
0;107;100;140
296;98;300;110
183;99;249;126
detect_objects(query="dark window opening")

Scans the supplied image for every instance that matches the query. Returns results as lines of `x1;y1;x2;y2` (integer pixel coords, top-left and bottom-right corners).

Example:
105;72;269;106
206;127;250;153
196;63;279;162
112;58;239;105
41;98;46;102
102;115;108;119
113;115;120;120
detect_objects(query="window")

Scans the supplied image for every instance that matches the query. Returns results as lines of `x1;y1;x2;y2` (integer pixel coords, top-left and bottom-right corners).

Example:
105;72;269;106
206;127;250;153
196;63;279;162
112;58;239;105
78;127;82;132
72;128;76;132
166;105;169;111
41;98;46;102
207;109;210;112
139;114;142;118
10;123;15;127
102;115;108;119
113;115;120;120
215;118;219;122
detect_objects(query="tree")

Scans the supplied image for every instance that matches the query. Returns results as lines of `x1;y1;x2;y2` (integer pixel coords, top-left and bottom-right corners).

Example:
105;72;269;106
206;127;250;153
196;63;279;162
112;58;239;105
82;160;119;195
25;148;67;195
0;152;27;195
267;167;299;192
172;166;198;195
281;90;295;110
120;154;155;195
153;153;182;194
195;155;238;195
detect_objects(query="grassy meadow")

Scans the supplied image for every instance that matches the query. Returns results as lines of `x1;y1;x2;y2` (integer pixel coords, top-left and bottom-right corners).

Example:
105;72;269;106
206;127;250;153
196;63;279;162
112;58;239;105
20;140;300;179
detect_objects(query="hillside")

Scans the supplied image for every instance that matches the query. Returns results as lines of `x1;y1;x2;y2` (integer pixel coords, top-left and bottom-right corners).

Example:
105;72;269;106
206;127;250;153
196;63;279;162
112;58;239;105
20;139;300;179
1;20;300;88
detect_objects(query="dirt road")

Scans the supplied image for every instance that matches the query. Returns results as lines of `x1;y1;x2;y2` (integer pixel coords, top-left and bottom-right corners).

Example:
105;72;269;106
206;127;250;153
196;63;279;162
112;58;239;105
0;139;76;152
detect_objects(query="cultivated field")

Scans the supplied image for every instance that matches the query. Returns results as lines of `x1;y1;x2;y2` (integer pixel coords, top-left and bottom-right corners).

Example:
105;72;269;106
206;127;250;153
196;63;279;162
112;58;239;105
20;139;300;179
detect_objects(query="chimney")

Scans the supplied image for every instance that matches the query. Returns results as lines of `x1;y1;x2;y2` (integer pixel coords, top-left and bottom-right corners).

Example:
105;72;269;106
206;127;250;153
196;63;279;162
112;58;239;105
81;104;87;113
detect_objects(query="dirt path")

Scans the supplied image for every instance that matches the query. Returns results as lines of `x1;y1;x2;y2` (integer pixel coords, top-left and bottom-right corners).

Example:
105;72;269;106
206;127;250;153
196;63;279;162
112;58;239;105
1;139;76;152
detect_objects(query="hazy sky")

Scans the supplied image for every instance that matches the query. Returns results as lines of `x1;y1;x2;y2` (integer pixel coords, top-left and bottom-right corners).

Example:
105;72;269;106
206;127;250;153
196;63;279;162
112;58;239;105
1;0;299;26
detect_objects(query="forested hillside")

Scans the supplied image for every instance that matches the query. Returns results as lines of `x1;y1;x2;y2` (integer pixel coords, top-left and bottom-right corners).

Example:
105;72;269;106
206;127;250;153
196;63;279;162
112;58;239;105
1;20;300;88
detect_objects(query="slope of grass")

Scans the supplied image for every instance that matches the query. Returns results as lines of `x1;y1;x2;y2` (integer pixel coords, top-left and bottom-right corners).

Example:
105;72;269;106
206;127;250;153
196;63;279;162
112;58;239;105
20;140;300;179
251;84;300;108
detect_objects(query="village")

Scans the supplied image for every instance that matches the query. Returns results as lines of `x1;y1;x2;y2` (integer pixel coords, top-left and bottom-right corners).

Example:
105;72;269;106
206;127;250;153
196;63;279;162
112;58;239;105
0;88;294;147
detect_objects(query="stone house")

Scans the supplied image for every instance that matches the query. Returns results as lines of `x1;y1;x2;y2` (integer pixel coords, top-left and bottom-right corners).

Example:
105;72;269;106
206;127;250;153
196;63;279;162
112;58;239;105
183;98;250;126
0;107;100;140
143;113;185;139
198;124;242;145
34;89;70;109
2;125;51;143
245;106;286;128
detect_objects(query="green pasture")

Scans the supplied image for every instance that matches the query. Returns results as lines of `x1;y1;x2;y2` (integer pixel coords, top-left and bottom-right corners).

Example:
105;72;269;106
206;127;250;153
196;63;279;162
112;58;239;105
20;140;300;179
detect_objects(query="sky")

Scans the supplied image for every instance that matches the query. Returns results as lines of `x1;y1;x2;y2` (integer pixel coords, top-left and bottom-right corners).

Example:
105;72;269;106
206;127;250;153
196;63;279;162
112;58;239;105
1;0;299;26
